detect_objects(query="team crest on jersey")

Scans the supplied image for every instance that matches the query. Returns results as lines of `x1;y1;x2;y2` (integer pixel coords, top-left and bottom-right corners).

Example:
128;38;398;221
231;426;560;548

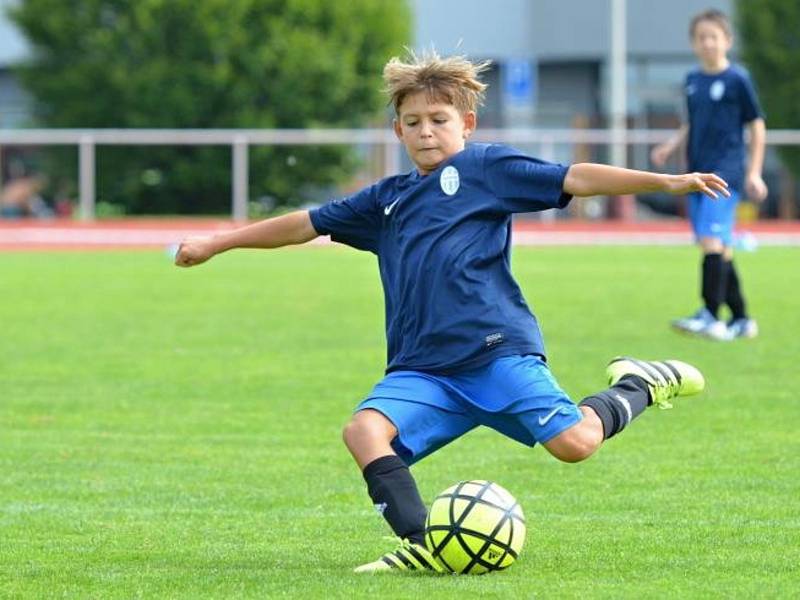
710;80;725;101
440;166;460;196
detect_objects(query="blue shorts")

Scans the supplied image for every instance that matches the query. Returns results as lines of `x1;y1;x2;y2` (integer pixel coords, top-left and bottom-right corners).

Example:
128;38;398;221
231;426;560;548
688;190;740;246
356;355;582;465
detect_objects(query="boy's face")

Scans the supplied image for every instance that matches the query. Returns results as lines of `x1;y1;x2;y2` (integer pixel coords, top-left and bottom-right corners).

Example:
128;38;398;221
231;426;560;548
393;91;476;175
691;20;732;68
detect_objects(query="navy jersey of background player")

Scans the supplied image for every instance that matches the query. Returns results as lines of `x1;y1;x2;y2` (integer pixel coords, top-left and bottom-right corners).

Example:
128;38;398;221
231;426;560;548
685;64;763;192
310;143;572;375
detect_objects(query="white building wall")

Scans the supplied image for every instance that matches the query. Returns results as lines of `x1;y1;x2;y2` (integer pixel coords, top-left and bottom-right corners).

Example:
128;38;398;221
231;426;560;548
0;0;28;66
0;0;739;129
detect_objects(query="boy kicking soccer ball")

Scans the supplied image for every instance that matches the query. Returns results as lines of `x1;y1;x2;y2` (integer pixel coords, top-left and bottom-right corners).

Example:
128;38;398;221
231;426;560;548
652;9;767;340
175;51;726;573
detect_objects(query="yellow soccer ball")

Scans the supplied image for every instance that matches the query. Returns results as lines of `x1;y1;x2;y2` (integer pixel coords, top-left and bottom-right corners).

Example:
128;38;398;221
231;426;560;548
425;480;526;574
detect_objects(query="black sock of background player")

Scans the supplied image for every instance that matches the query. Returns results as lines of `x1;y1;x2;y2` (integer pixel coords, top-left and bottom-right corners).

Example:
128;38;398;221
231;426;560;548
701;253;728;318
363;455;427;546
725;259;748;320
579;376;651;440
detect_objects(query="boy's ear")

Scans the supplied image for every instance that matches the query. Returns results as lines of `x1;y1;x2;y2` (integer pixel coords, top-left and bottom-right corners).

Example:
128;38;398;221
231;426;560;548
463;111;477;139
393;118;403;140
725;34;734;50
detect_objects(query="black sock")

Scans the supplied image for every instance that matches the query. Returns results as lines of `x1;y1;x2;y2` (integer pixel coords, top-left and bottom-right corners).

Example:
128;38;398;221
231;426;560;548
701;253;728;318
362;455;427;546
579;376;651;440
725;260;748;320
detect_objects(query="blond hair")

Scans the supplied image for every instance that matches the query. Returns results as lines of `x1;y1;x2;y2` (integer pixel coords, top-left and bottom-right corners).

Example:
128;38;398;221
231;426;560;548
690;9;732;38
383;50;491;115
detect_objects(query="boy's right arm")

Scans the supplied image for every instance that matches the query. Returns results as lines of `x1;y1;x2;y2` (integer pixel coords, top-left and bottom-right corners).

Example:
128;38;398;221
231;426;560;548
745;118;768;202
175;210;319;267
651;124;689;168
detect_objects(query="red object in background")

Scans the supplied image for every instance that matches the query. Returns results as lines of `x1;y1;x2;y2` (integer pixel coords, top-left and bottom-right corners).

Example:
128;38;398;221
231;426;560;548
609;194;636;220
55;200;74;218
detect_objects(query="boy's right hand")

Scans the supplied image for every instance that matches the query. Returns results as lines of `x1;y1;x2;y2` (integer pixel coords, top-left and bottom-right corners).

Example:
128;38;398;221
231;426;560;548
745;172;768;203
174;236;218;267
650;144;671;168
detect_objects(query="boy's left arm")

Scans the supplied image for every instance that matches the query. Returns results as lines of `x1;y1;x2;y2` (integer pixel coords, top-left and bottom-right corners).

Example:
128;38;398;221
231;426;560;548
745;118;768;202
563;163;730;199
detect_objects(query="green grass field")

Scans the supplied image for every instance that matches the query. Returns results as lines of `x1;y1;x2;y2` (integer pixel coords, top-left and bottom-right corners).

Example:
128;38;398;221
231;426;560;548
2;245;799;598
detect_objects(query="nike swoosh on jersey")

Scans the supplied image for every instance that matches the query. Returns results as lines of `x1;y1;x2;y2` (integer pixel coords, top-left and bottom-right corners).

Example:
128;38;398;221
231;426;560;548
538;407;562;426
384;198;400;215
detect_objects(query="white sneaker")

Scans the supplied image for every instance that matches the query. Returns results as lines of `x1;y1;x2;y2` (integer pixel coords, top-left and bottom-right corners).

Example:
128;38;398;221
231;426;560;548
672;308;731;341
728;318;758;339
701;319;732;341
672;308;714;334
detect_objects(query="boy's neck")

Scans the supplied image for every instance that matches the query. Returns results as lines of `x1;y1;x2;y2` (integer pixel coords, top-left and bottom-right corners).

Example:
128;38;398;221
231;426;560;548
699;57;730;74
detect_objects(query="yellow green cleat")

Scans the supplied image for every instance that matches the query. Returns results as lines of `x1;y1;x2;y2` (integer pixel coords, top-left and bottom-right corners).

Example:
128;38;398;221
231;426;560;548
606;357;705;410
354;537;444;574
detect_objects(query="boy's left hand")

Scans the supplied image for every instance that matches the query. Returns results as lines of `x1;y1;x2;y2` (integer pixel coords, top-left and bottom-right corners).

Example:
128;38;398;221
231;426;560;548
745;173;768;203
666;173;730;199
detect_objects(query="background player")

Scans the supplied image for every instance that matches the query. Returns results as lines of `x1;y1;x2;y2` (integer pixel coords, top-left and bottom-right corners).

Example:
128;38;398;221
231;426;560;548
652;9;767;340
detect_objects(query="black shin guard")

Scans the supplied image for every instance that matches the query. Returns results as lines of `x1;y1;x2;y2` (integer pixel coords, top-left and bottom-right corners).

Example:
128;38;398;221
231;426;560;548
362;455;427;545
701;253;728;318
725;259;747;320
579;376;651;440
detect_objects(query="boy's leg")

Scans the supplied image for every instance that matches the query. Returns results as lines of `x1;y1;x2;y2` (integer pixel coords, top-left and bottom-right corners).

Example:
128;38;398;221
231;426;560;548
673;192;735;340
545;375;648;461
724;250;758;338
343;409;427;545
344;372;476;572
724;255;747;320
545;358;705;460
700;245;728;319
698;191;739;317
444;354;704;464
451;355;636;463
451;355;587;460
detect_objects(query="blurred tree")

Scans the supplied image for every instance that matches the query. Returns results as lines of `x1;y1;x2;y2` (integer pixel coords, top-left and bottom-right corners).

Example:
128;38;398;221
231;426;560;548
8;0;410;214
736;0;800;176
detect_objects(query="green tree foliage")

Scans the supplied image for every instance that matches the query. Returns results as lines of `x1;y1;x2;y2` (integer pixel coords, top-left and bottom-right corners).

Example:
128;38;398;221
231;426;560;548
736;0;800;176
9;0;409;214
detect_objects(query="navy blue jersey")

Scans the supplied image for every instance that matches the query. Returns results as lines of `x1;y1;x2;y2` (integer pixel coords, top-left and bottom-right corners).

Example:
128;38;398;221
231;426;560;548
685;64;763;191
309;143;572;374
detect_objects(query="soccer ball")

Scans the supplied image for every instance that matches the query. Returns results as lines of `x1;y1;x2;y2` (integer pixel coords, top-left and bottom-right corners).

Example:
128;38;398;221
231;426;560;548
425;480;526;574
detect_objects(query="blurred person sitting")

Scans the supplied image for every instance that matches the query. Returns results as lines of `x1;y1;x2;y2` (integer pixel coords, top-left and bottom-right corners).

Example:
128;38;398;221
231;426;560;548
0;175;53;219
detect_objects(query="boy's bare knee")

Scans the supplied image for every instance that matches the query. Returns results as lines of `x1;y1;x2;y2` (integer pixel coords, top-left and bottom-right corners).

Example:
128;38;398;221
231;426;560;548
342;409;395;449
341;416;368;449
543;421;603;463
550;442;594;463
342;409;399;469
699;237;724;253
341;419;358;448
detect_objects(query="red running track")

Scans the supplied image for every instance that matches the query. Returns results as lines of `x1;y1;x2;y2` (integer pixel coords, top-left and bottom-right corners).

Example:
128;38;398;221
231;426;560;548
1;218;799;250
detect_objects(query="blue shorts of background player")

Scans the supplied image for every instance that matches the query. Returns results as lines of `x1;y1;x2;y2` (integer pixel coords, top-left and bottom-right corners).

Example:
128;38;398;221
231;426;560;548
688;189;740;247
358;355;582;466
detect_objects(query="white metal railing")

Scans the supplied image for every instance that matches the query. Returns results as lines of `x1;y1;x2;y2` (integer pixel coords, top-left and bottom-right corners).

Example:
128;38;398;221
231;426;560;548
1;128;799;220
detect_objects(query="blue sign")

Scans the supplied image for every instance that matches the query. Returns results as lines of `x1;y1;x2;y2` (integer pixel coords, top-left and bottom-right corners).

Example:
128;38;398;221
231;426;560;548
503;59;536;106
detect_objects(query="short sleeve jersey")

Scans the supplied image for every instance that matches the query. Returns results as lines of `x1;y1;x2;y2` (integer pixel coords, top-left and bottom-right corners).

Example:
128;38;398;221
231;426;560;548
685;64;763;191
309;143;572;374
